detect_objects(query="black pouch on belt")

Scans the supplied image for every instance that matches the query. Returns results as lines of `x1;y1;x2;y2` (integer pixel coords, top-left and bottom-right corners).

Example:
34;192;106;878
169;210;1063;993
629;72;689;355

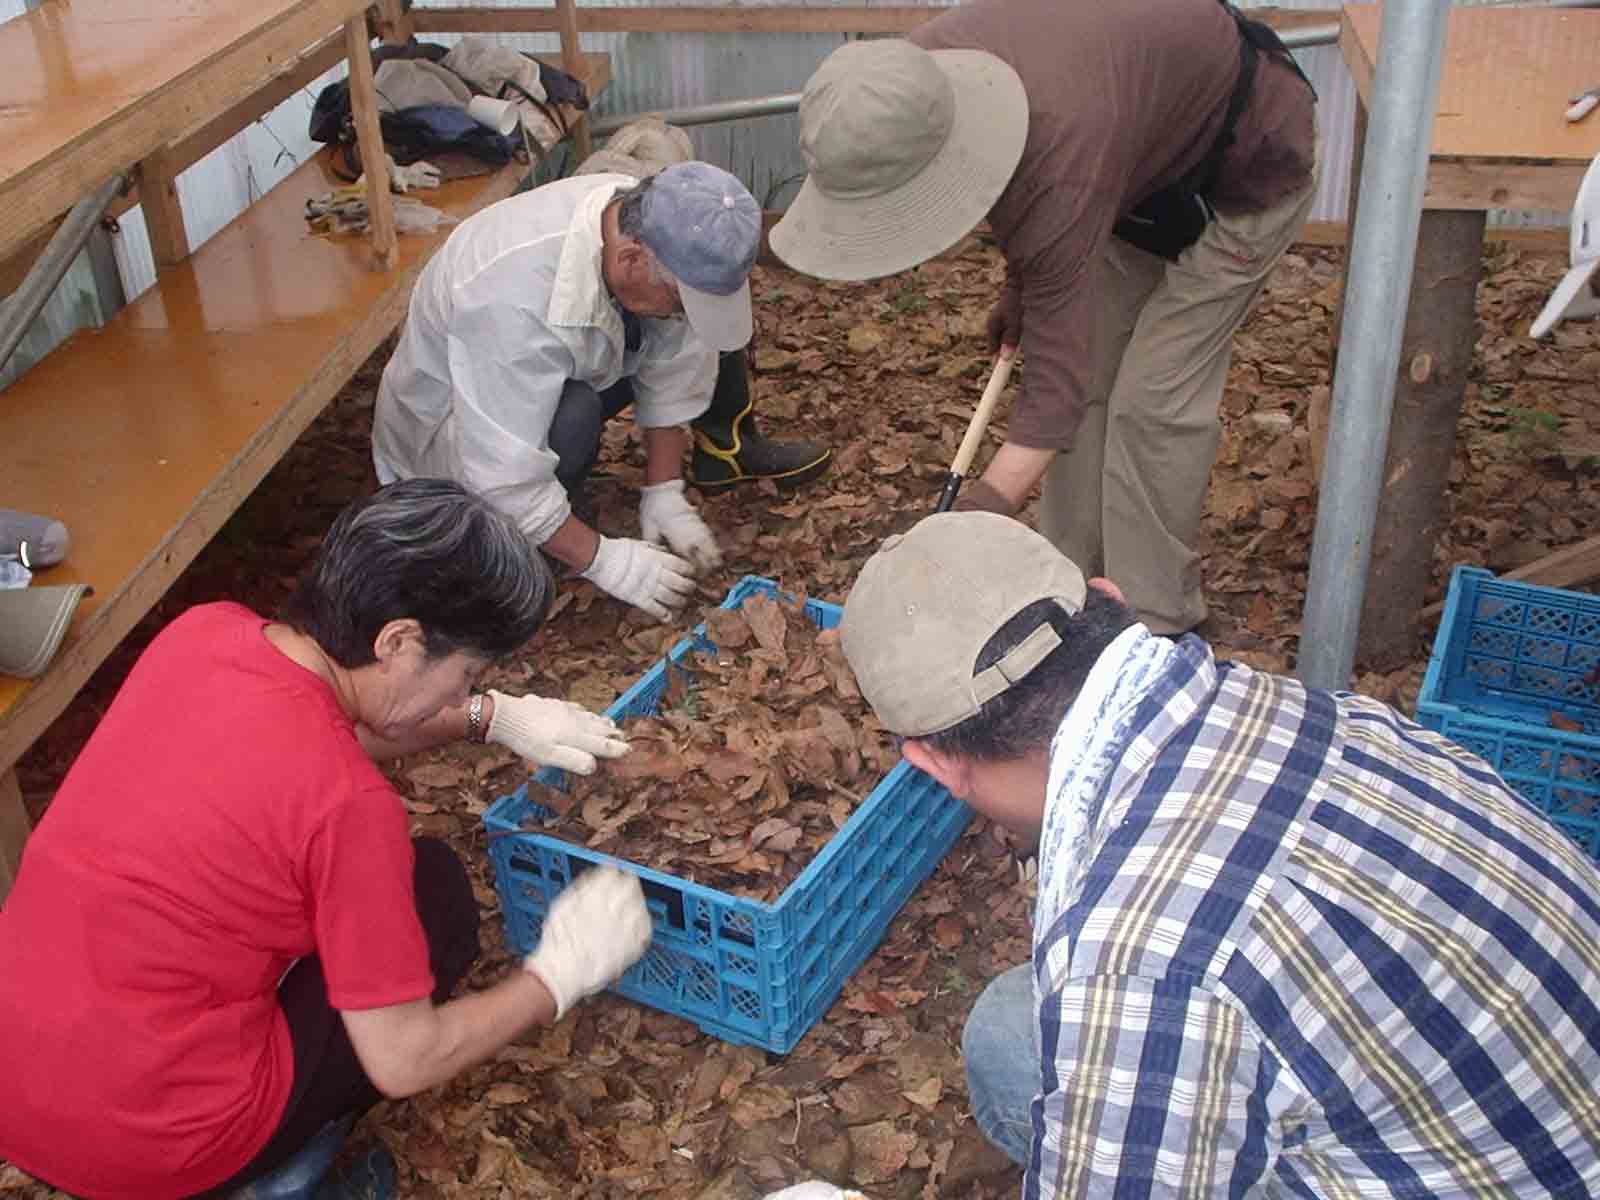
1113;187;1217;262
1112;0;1314;262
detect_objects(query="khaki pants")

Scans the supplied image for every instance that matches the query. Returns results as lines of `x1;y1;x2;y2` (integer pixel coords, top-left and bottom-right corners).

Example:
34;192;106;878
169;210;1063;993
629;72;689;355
1039;170;1318;634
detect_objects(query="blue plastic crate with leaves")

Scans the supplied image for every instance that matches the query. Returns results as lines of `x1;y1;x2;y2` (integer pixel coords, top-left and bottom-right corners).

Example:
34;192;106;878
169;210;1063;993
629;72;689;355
483;575;972;1053
1417;565;1600;859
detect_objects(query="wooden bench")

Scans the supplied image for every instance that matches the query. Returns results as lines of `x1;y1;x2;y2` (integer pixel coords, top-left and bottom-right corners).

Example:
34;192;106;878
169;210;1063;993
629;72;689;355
1328;3;1600;661
0;0;608;900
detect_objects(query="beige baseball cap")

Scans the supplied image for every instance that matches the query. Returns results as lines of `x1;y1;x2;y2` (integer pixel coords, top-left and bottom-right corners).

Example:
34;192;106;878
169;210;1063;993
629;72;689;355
0;584;91;679
769;38;1028;282
840;513;1085;736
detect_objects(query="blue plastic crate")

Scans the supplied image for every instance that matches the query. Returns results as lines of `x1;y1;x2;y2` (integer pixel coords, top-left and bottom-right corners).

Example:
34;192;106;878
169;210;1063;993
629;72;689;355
1417;566;1600;859
483;575;972;1053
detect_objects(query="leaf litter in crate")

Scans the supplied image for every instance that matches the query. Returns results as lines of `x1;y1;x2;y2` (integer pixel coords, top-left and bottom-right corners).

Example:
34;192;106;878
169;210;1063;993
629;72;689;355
522;590;900;901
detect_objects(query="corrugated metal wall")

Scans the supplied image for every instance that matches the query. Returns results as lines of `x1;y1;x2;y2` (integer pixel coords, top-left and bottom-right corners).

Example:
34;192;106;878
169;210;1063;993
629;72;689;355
0;0;1570;390
401;0;1381;222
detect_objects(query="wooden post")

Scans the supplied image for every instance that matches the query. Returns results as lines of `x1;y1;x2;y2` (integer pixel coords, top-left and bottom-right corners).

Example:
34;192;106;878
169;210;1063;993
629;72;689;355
0;769;28;904
344;15;398;272
138;143;190;269
556;0;592;163
1356;207;1486;668
372;0;414;44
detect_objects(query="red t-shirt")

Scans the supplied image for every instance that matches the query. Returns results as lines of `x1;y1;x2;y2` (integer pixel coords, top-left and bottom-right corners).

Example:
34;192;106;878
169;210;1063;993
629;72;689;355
0;603;435;1199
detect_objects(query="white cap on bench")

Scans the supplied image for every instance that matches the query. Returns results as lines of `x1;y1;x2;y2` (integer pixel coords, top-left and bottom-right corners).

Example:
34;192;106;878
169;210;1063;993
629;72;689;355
0;585;91;679
1532;150;1600;338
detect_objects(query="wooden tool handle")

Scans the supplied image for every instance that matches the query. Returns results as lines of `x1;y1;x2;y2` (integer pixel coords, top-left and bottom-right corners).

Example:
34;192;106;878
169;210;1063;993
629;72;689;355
949;349;1016;479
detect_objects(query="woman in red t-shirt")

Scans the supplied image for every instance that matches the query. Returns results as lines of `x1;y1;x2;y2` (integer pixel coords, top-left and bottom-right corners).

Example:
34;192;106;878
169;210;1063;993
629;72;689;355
0;479;652;1200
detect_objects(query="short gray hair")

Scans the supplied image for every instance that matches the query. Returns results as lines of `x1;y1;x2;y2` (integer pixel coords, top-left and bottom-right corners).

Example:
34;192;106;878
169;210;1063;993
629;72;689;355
614;176;675;286
283;478;553;667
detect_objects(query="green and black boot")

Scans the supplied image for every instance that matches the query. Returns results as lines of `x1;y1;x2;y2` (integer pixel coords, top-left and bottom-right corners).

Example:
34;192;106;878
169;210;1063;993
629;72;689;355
690;349;832;493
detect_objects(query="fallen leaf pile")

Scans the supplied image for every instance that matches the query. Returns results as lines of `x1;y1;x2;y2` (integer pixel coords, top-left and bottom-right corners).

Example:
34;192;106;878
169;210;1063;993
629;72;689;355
526;592;900;901
10;230;1600;1199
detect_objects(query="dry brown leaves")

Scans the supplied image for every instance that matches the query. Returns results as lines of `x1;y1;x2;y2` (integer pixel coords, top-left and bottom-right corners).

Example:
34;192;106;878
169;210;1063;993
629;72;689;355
528;592;899;900
12;233;1600;1199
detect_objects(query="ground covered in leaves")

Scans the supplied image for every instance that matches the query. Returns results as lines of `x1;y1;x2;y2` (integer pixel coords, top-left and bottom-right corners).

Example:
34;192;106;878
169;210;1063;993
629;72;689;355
6;233;1600;1199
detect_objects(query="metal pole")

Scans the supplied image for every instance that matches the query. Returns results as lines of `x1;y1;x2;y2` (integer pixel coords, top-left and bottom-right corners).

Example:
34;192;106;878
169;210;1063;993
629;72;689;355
1279;22;1341;48
1297;0;1450;691
0;173;129;375
591;93;802;137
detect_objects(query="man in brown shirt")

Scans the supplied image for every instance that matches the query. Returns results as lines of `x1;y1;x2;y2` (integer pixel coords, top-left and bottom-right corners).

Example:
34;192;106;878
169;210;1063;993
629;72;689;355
771;0;1316;634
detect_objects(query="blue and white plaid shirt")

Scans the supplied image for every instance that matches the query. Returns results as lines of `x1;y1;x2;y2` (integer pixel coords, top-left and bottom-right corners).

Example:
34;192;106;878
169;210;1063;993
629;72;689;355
1028;635;1600;1198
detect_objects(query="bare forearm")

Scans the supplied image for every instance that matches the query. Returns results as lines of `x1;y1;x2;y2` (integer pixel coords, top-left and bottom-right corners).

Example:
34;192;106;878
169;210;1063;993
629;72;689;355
541;512;602;572
345;970;557;1098
355;694;496;760
980;442;1056;507
642;424;689;485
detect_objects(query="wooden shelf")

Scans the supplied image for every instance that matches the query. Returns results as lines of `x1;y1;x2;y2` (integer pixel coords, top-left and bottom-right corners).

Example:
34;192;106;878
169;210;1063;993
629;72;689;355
0;49;611;766
1340;5;1600;211
0;0;374;266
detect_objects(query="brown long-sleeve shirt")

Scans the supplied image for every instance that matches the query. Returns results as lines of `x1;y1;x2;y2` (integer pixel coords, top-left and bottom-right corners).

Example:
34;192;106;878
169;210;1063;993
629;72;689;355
911;0;1316;450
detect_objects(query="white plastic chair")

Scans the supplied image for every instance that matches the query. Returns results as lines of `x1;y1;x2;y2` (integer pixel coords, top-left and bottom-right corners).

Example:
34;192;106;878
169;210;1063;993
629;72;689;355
1531;149;1600;338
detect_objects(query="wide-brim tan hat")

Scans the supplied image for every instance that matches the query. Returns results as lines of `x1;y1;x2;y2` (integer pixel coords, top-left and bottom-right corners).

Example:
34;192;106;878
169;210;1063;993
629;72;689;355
770;40;1028;282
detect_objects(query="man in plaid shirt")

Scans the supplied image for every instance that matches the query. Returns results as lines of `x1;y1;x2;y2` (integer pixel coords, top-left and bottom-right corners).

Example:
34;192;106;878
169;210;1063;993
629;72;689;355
838;512;1600;1198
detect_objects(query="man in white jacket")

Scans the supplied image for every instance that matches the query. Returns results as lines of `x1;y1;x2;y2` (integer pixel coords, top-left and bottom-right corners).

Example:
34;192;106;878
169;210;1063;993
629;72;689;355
373;161;758;623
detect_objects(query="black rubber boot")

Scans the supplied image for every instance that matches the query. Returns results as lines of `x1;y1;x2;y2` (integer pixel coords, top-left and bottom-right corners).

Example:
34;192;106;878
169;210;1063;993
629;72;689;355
690;350;831;492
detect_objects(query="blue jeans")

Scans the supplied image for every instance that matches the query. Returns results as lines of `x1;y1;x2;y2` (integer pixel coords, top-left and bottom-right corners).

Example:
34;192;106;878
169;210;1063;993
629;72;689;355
963;963;1039;1166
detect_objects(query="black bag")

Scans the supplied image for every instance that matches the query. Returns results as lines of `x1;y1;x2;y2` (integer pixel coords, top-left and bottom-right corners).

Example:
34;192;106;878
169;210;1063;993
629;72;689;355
1113;187;1217;263
1112;0;1314;262
309;84;518;180
309;47;589;179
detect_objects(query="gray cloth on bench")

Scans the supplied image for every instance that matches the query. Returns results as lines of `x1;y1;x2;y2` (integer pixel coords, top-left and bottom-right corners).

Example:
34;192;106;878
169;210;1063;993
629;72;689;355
0;509;69;568
373;59;474;113
0;584;91;679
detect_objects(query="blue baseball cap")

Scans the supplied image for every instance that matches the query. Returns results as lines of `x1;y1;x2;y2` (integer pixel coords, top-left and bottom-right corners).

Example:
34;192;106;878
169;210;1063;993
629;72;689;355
638;162;761;353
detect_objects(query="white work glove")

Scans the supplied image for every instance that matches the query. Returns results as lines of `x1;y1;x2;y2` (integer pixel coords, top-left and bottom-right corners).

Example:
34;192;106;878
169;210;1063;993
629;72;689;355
485;690;629;775
638;479;723;572
580;535;696;622
384;154;442;193
762;1186;868;1200
523;866;652;1019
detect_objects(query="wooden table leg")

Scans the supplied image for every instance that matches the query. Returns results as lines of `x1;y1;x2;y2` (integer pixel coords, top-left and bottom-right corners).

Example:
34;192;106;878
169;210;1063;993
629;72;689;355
373;0;414;44
556;0;593;164
1355;206;1486;667
345;16;398;272
0;768;29;903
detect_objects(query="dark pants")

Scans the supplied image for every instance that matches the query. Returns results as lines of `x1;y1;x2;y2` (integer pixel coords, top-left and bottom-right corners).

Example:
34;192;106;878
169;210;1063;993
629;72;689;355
545;349;749;491
206;837;480;1194
547;377;637;494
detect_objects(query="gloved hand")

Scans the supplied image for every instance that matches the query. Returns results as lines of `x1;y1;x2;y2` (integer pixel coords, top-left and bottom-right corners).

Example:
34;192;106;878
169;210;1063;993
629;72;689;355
951;478;1022;518
523;866;653;1019
580;535;696;622
638;479;723;572
485;690;629;775
761;1185;869;1200
986;288;1023;354
385;154;443;192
